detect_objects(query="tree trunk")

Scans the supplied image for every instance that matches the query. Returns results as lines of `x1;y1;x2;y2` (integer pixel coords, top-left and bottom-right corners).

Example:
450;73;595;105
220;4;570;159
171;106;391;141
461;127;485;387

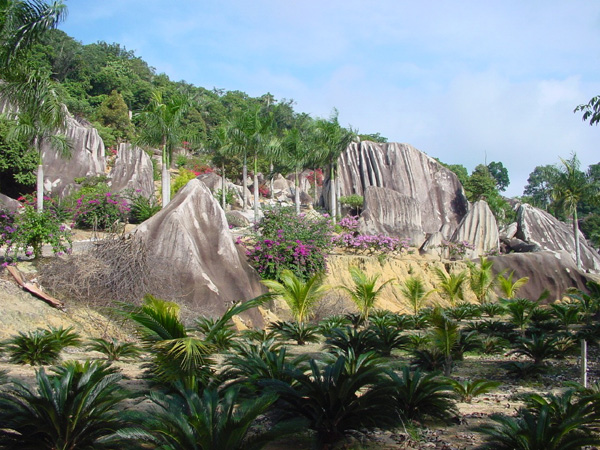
36;163;44;212
270;161;274;200
573;210;581;269
253;154;259;223
313;167;318;207
242;154;247;212
161;142;170;208
221;162;226;210
330;164;336;224
295;170;300;215
336;166;342;218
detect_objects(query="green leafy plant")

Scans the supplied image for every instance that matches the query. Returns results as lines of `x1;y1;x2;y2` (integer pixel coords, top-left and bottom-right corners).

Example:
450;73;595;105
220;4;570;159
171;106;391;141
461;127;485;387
170;167;197;197
467;256;497;303
337;266;395;322
447;378;501;403
509;334;560;366
86;337;141;361
0;361;128;449
127;193;161;223
324;326;378;357
3;326;81;365
338;194;364;213
389;366;457;423
399;277;436;316
0;205;72;261
214;188;234;206
434;268;468;307
268;320;320;346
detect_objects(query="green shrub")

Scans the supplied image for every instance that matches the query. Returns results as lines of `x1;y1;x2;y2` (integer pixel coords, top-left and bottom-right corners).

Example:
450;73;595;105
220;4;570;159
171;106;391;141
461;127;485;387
127;193;160;223
171;168;197;197
339;194;364;211
86;337;141;361
3;326;81;365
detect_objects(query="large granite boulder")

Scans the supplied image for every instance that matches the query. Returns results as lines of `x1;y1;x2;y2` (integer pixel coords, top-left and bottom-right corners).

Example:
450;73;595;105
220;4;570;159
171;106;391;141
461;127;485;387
41;116;106;198
0;193;21;212
328;141;469;237
451;200;499;259
360;186;425;247
488;251;593;302
197;172;253;210
109;143;154;198
131;179;265;325
516;203;600;272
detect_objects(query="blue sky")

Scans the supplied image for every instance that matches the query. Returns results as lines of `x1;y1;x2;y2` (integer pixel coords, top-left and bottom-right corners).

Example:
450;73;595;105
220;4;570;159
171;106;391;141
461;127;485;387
61;0;600;196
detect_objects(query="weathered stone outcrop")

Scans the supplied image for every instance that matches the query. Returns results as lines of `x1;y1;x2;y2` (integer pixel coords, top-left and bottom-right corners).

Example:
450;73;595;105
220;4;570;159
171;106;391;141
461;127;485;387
109;143;154;198
132;179;265;325
516;204;600;272
359;186;425;247
0;193;21;212
489;251;594;302
328;141;469;237
197;172;253;210
41;116;106;198
451;200;499;259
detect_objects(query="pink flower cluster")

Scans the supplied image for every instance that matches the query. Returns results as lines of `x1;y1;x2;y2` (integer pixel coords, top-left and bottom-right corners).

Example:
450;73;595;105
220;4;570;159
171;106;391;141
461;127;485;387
333;233;410;254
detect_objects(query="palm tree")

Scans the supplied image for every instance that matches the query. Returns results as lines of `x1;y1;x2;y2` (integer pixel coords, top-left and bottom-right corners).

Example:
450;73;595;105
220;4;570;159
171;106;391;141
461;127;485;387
399;276;435;316
0;361;128;449
552;154;596;269
262;269;326;326
434;267;468;306
315;110;355;223
136;90;192;208
496;270;529;299
337;266;395;322
0;0;67;72
281;122;314;215
208;125;232;210
467;256;497;303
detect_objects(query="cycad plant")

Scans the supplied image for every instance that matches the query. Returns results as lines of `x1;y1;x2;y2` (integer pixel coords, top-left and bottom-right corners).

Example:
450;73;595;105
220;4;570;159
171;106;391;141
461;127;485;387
123;386;289;450
3;326;81;365
447;378;501;403
262;270;326;325
388;366;457;423
86;337;141;362
496;270;529;299
550;303;581;333
263;352;398;448
399;276;436;316
434;267;468;307
323;326;378;357
467;256;497;303
268;320;320;346
509;334;560;366
337;266;395;322
502;298;537;336
0;361;128;449
428;307;459;376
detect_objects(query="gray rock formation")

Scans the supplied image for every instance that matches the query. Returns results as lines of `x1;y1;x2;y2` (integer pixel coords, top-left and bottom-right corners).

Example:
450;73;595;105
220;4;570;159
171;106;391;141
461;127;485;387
109;143;154;198
421;231;445;258
359;186;425;247
516;203;600;272
328;141;469;237
41;116;106;198
132;179;265;325
451;200;499;259
0;194;21;212
197;172;253;210
489;251;593;302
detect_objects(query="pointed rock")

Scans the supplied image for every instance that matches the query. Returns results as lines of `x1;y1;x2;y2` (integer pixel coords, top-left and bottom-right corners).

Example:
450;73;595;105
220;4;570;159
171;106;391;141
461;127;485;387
451;200;499;259
109;143;154;198
132;179;265;325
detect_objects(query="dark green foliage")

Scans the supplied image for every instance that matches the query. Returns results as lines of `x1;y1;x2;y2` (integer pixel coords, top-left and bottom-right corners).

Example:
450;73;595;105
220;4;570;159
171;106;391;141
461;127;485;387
317;315;351;335
509;334;560;366
127;194;160;223
3;326;81;365
268;320;320;346
479;336;509;355
123;386;287;450
0;360;128;449
389;366;457;423
480;301;506;318
502;361;547;379
86;337;141;361
448;378;501;403
323;326;378;357
476;389;600;449
410;347;446;372
446;302;480;321
487;161;510;192
368;319;411;357
264;352;398;448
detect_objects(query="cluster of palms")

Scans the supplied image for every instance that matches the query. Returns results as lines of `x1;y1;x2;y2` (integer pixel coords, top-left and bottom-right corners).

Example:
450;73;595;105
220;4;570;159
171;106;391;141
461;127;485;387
1;274;600;449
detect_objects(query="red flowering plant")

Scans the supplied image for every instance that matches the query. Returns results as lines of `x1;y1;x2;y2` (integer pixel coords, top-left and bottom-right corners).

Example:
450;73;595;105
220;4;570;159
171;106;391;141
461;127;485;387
307;168;323;187
72;191;130;231
236;207;333;281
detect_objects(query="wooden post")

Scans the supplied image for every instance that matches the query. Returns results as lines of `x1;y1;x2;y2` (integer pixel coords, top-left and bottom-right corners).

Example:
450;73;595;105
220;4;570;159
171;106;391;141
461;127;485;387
581;339;588;388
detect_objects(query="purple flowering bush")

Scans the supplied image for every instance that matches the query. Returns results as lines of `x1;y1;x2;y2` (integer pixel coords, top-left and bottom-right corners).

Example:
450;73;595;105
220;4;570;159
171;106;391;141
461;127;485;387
333;233;410;254
440;240;475;260
72;191;130;230
0;205;72;262
238;207;333;281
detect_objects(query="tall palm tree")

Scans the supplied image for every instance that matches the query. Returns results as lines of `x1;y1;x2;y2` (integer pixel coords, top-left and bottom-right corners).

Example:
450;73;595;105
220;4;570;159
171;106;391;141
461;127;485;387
315;110;355;223
281;120;314;214
552;154;596;269
136;90;192;208
433;267;468;307
337;266;395;322
1;71;69;211
399;276;436;316
0;0;67;72
208;125;232;210
262;270;326;325
226;104;278;222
